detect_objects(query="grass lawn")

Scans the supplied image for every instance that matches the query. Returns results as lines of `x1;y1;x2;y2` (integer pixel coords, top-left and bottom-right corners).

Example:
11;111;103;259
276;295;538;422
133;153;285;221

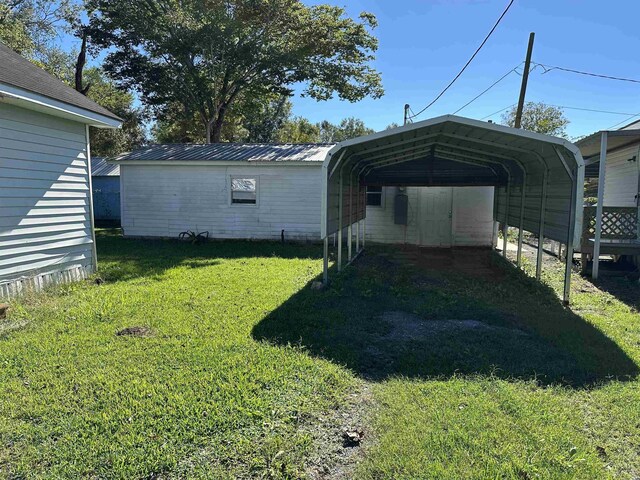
1;230;639;478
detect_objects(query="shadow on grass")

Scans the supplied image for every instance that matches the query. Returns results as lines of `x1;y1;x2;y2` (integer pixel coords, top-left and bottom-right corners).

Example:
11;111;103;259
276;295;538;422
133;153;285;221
95;229;324;283
253;247;639;388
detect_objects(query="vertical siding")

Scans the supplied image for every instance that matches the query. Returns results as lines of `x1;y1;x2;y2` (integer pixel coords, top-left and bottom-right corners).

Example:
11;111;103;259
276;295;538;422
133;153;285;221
0;103;94;298
92;176;121;221
604;144;640;207
121;163;324;241
366;186;493;246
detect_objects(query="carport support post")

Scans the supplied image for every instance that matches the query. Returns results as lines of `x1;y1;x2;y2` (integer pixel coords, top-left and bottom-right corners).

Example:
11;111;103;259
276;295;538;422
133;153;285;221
563;166;578;304
355;182;360;252
517;182;526;268
502;182;511;258
347;177;353;261
536;170;549;280
323;237;329;284
337;170;343;272
592;132;608;280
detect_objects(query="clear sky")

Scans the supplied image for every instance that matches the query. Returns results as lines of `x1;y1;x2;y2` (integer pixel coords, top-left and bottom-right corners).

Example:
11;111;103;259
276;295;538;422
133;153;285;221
71;0;640;140
288;0;640;139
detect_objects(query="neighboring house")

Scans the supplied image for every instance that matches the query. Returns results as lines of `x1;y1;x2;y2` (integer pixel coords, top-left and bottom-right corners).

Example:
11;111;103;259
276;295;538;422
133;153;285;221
0;43;122;299
575;120;640;272
110;143;494;245
91;156;121;224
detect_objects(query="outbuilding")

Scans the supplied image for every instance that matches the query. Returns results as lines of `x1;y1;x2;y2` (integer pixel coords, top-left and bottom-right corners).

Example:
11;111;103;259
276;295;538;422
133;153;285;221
91;156;121;225
0;43;122;298
111;143;495;246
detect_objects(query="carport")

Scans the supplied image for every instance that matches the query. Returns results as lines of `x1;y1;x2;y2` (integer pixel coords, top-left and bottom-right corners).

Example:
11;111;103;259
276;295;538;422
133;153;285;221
320;115;585;304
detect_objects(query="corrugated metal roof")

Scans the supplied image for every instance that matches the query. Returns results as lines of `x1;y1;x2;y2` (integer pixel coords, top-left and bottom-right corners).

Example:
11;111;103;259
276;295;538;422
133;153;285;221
0;42;122;122
111;143;336;163
92;157;120;176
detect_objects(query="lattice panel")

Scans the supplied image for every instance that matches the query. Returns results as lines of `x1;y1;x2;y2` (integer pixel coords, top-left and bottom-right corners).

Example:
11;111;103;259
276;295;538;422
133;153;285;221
583;207;639;240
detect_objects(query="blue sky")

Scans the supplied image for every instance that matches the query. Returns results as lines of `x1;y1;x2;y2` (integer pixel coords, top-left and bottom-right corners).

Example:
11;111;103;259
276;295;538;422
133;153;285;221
290;0;640;139
71;0;640;139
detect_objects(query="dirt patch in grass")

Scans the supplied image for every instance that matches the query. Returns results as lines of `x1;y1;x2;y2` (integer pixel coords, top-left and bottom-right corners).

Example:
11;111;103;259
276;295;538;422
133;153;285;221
115;326;154;337
0;318;29;336
305;383;374;480
381;311;527;341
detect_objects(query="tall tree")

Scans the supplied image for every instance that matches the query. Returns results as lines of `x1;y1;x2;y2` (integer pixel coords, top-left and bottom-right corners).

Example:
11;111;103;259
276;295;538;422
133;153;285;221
501;102;569;137
0;0;78;59
84;68;146;156
87;0;383;143
318;117;375;142
275;116;321;143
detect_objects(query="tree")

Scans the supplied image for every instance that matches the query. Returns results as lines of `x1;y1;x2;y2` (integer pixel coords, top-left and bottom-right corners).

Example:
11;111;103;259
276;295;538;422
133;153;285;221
87;0;383;143
275;117;321;143
84;68;146;156
318;117;375;142
0;0;78;59
501;102;569;137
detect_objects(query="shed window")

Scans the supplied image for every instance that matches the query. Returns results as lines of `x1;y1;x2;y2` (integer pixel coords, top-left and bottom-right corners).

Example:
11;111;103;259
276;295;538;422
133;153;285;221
231;177;257;204
366;186;383;206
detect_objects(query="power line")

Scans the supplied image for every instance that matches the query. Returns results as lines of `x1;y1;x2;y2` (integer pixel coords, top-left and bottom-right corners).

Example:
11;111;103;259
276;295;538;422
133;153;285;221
532;62;640;84
408;0;515;120
453;65;520;115
606;113;640;130
546;104;640;116
480;103;516;120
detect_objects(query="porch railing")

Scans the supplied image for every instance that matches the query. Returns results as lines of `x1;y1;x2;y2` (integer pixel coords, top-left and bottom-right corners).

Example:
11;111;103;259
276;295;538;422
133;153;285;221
582;206;639;242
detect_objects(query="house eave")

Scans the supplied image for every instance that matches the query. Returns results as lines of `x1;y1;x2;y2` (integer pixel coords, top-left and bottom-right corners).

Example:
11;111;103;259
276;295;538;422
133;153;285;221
0;83;122;128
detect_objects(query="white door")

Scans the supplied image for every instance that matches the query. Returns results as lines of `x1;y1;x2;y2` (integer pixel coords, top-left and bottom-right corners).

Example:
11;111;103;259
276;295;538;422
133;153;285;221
418;187;453;247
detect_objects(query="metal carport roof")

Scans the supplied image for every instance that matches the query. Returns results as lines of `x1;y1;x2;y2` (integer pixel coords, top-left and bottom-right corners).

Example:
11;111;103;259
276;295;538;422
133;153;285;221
320;115;585;304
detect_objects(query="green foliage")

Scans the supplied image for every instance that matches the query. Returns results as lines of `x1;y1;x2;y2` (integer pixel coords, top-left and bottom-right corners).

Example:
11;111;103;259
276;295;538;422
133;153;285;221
0;0;78;60
318;117;375;142
87;0;383;142
275;116;321;143
501;101;570;137
84;68;146;157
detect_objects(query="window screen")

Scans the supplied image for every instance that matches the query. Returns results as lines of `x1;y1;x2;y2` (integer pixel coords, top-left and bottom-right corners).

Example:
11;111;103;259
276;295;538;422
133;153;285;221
366;186;383;206
231;177;257;204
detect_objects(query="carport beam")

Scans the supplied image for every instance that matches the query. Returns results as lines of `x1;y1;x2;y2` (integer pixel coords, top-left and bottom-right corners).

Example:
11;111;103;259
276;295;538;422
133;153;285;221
592;132;608;280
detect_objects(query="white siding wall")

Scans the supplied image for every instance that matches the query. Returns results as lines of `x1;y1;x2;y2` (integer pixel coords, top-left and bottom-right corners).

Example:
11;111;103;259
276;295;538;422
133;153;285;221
452;187;495;246
121;163;324;241
366;186;494;246
0;103;94;298
604;144;640;207
365;187;420;244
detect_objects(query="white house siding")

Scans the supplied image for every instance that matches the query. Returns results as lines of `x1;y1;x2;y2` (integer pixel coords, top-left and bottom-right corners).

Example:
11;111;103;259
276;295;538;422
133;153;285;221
0;103;94;298
120;163;324;241
365;186;494;246
603;144;640;207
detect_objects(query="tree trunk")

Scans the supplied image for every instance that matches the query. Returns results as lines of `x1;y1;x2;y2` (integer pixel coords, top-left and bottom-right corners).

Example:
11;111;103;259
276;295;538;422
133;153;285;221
75;31;90;95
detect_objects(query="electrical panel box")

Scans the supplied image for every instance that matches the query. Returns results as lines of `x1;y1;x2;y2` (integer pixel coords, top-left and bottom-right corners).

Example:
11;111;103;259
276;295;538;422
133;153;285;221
394;191;409;225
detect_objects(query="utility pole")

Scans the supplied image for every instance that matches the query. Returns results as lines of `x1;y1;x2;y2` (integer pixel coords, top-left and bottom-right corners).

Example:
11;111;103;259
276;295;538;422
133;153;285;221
404;104;410;126
514;32;535;128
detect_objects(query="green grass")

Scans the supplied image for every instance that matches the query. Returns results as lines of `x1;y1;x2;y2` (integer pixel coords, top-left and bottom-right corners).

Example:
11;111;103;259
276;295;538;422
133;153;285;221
1;230;639;478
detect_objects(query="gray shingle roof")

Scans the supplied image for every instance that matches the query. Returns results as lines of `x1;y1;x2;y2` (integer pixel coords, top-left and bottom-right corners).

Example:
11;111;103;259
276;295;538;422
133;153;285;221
0;43;122;122
92;157;120;176
112;143;336;163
